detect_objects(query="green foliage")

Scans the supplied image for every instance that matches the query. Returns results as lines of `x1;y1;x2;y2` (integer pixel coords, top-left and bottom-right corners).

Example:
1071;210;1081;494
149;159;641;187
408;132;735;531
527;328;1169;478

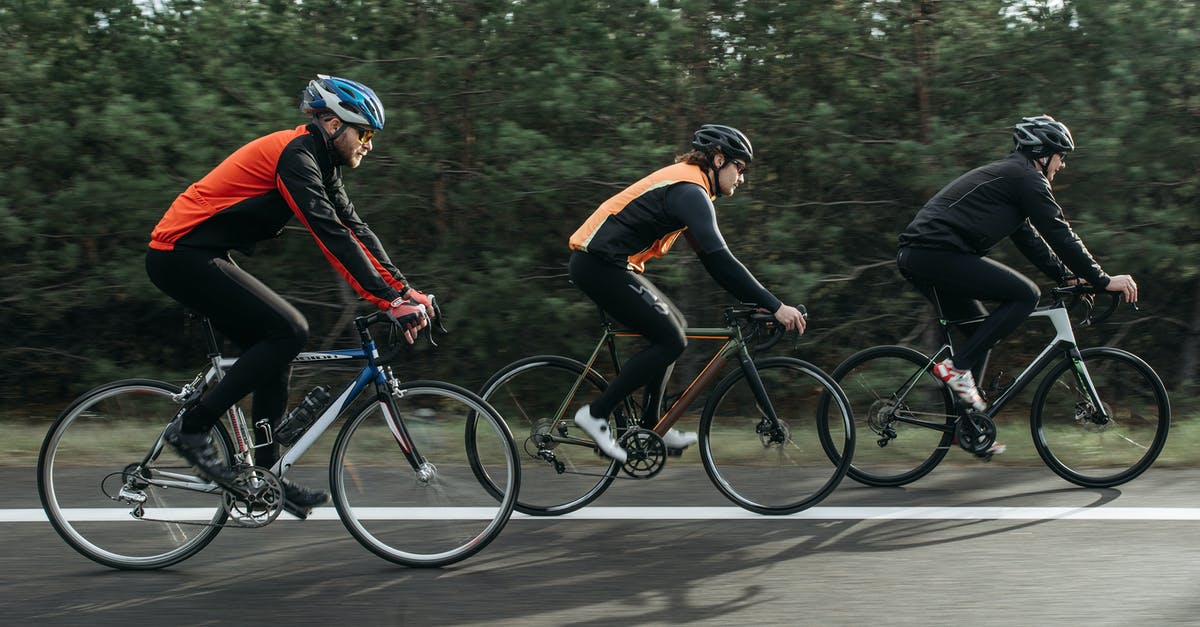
1;0;1196;414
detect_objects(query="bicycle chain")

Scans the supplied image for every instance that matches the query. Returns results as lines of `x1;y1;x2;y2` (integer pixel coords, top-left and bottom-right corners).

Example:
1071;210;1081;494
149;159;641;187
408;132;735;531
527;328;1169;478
112;467;286;529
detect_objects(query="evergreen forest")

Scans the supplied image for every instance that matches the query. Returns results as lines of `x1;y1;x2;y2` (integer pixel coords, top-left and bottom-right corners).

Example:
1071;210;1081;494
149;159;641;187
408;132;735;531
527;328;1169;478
2;0;1196;419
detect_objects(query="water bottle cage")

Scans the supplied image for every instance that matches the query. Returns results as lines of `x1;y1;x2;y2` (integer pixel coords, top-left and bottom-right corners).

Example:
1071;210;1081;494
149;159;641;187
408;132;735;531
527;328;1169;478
276;386;332;446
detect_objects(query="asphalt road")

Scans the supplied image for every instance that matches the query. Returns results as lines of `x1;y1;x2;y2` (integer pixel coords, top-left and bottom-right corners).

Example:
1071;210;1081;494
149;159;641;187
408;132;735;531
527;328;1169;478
5;463;1200;626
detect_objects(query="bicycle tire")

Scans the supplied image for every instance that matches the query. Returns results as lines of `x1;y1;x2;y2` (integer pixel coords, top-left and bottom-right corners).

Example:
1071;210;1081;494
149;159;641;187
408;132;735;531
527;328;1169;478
824;346;955;487
330;380;519;567
700;357;854;515
1031;347;1170;487
469;356;626;516
38;379;231;570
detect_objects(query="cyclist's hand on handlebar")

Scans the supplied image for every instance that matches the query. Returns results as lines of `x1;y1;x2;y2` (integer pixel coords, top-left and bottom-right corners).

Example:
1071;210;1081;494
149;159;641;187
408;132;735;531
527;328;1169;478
1105;275;1138;304
405;288;437;318
773;303;807;335
387;299;429;344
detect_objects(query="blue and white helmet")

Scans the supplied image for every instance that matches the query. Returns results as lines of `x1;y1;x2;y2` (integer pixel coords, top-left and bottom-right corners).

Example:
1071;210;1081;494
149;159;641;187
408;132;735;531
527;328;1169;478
300;74;385;130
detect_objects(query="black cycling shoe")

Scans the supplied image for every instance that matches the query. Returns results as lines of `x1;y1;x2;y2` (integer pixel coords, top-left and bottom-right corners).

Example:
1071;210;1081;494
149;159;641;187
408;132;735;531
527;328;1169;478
163;419;240;491
280;478;329;520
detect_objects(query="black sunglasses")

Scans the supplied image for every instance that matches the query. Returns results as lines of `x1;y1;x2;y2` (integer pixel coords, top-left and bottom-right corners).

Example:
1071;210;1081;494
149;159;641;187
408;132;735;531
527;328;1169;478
729;159;748;174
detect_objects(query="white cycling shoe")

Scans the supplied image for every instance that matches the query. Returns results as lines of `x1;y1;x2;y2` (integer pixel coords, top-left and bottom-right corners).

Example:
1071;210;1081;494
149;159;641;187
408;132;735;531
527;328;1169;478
662;427;698;449
573;406;628;463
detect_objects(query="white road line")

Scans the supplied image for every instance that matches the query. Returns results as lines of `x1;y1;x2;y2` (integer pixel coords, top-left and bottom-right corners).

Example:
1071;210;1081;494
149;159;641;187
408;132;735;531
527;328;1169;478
12;506;1200;523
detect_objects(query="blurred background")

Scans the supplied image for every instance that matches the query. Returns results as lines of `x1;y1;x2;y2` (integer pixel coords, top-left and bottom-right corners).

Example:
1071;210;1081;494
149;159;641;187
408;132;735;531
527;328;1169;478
1;0;1195;424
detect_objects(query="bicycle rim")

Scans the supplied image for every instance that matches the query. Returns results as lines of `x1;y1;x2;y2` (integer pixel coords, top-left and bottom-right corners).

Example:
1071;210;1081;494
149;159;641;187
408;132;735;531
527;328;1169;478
830;346;954;486
700;357;853;515
331;381;519;567
1031;348;1170;487
472;356;622;516
37;380;229;570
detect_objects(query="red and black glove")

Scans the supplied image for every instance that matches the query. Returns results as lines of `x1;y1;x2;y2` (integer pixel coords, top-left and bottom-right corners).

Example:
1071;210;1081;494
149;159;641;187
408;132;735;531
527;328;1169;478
387;297;429;344
405;288;436;317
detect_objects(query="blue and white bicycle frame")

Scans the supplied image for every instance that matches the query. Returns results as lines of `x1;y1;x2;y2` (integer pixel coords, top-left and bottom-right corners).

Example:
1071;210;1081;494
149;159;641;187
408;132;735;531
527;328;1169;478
169;310;430;482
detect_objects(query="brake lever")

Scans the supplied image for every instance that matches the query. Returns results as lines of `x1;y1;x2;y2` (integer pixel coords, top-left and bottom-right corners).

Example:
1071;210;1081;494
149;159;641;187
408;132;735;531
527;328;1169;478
420;296;445;347
1078;292;1098;327
792;304;809;351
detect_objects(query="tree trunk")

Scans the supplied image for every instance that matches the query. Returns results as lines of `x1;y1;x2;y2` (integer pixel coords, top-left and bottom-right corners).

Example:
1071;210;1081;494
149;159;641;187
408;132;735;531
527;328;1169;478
1177;275;1200;393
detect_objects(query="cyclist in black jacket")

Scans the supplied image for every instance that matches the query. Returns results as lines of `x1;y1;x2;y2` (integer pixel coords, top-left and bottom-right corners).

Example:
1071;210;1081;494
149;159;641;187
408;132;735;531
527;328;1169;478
897;115;1137;452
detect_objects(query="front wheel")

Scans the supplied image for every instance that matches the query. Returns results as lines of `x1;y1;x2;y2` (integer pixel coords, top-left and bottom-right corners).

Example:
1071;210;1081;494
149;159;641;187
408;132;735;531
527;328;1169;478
38;379;232;570
825;346;956;487
700;357;854;515
330;380;519;567
469;356;627;516
1031;347;1170;487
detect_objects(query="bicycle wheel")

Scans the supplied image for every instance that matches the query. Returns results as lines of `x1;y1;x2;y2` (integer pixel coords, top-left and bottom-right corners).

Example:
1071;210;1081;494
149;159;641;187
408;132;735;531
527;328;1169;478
38;379;231;570
825;346;955;487
330;380;519;567
1031;347;1170;487
469;356;626;516
700;357;854;515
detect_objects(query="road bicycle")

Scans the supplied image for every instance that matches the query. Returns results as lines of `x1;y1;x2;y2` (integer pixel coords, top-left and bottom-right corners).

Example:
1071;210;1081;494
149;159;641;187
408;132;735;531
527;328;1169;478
37;307;520;570
464;305;854;516
818;284;1169;488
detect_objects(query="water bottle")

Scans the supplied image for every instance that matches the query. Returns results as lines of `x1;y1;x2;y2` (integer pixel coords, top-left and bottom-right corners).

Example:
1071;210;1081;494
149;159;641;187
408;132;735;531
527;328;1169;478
275;385;332;446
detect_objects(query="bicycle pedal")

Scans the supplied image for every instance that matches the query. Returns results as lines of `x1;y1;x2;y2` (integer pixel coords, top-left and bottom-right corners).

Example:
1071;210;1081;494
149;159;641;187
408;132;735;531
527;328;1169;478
665;447;685;457
282;501;312;520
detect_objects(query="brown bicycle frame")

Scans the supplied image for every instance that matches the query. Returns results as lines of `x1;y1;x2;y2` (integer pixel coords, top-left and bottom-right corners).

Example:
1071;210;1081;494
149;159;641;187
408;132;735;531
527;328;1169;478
572;318;775;439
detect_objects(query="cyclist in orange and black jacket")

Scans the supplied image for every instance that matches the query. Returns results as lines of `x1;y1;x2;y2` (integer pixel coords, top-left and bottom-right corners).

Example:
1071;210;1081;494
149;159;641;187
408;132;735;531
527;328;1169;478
896;115;1138;448
567;125;807;462
146;75;432;515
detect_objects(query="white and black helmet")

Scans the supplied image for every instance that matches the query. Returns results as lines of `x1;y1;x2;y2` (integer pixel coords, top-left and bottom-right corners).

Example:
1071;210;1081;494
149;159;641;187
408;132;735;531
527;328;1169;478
1013;115;1074;158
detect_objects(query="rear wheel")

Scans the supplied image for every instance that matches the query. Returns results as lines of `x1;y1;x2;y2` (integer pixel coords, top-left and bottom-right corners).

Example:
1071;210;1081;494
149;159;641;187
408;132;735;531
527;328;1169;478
825;346;955;487
38;379;230;570
469;356;628;516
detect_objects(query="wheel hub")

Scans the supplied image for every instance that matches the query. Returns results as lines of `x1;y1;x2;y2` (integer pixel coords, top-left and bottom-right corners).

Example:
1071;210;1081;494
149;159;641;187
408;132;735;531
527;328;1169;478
1074;400;1113;432
523;419;561;458
754;416;790;447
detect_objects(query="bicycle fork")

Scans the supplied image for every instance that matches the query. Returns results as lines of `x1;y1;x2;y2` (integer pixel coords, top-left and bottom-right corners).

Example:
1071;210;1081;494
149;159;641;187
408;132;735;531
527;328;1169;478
733;350;789;447
378;370;437;483
1066;347;1111;425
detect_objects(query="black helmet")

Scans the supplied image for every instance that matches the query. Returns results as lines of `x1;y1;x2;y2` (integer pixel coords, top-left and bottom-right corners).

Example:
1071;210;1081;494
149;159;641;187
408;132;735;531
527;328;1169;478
691;124;754;163
1013;115;1074;158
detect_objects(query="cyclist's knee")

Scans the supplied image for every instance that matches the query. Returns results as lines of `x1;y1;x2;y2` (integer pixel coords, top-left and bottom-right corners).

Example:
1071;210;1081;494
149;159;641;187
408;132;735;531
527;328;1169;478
663;331;687;360
1016;277;1040;310
289;320;310;352
275;312;309;353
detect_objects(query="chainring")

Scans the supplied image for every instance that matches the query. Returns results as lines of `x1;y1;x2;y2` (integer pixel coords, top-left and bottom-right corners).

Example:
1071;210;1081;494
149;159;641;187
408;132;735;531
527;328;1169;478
223;466;284;528
954;412;997;455
618;428;667;479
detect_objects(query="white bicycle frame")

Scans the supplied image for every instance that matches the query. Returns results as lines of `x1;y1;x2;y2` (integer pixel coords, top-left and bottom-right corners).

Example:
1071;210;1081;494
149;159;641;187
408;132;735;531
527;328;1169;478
929;303;1108;420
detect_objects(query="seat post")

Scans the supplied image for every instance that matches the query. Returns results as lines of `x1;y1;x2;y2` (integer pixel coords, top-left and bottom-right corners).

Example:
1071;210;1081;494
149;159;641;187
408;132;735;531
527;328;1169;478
199;317;222;358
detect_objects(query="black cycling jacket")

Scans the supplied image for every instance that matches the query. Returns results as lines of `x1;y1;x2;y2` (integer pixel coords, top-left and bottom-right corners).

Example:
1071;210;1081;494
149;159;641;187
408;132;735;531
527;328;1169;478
898;152;1110;287
569;162;781;312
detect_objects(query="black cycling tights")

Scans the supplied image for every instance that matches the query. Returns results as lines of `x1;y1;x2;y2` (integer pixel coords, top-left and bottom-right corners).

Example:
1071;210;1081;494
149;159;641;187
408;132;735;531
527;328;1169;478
146;248;308;468
896;247;1040;379
569;251;686;428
